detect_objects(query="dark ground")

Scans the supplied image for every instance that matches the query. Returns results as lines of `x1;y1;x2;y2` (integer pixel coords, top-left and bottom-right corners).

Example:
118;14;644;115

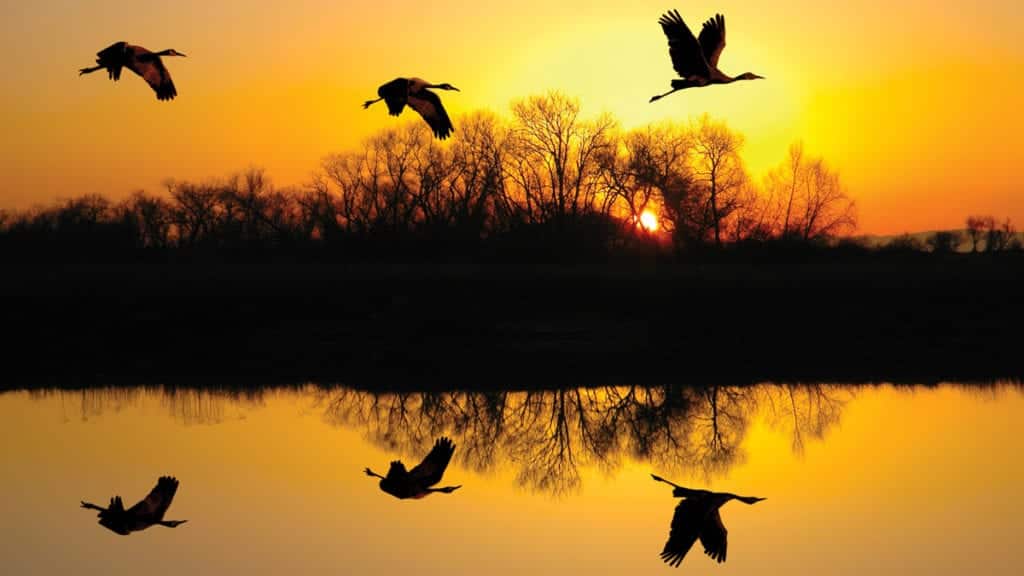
2;254;1022;390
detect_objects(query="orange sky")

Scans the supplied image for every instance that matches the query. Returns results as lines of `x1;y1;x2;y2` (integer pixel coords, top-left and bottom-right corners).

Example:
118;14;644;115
2;1;1022;234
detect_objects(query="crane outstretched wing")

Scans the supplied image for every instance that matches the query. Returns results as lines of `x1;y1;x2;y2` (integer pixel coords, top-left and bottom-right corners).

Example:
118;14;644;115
377;78;410;116
658;10;709;79
408;436;456;486
126;47;177;101
698;14;727;69
127;476;179;521
407;91;454;140
385;460;409;480
107;495;126;514
699;508;728;563
96;496;130;535
95;41;127;80
96;42;127;60
660;497;704;567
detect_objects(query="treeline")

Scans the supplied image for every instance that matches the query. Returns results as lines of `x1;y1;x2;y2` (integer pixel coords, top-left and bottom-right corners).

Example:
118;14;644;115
902;216;1021;254
1;91;1014;263
25;383;850;491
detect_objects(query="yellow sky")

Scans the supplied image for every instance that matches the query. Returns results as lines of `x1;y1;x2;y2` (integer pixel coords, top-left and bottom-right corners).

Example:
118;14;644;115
2;1;1022;234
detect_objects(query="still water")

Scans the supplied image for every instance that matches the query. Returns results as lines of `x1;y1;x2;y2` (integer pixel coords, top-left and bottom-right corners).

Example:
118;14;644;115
1;383;1021;575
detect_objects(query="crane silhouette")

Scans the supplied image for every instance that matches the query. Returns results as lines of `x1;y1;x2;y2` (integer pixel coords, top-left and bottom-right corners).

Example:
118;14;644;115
363;78;460;140
80;476;188;535
650;10;763;103
651;474;765;567
365;436;462;499
79;42;186;101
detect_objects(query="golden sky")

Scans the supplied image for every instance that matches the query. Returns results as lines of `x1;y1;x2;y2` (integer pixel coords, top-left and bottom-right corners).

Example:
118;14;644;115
2;0;1022;234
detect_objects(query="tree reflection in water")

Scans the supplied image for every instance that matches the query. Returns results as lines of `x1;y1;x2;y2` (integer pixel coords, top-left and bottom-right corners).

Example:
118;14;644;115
35;382;1019;495
319;384;855;495
29;386;267;426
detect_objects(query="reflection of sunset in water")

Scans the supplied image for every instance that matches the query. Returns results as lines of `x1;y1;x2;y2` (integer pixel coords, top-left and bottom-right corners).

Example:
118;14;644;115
1;382;1021;575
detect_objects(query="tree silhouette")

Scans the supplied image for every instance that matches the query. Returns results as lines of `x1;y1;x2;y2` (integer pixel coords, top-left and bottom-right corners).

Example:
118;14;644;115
597;123;689;246
317;383;852;494
985;217;1018;252
765;142;856;241
778;142;805;238
122;191;174;249
688;115;747;247
927;230;962;254
29;386;266;425
966;215;988;252
167;179;218;247
29;92;1024;264
504;92;616;228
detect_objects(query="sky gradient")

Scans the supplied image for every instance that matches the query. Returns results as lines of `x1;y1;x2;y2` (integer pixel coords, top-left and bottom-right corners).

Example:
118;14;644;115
2;1;1022;234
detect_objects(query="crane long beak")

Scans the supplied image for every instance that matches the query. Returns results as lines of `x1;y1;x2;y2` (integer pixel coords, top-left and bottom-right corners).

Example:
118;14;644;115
650;474;683;489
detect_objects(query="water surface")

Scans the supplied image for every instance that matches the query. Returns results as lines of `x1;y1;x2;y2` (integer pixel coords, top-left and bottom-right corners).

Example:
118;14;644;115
1;383;1021;575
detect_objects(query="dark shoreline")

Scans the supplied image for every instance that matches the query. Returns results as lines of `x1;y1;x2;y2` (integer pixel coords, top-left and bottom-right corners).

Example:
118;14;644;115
3;255;1022;390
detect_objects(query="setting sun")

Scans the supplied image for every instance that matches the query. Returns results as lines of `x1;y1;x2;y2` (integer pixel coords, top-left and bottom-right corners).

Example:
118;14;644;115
639;210;659;232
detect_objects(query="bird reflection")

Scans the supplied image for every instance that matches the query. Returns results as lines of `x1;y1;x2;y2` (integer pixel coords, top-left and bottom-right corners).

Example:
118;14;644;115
80;476;188;535
365;436;463;499
651;474;764;567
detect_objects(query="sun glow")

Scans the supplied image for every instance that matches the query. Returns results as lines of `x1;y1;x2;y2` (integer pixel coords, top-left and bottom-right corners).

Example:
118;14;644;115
639;210;659;232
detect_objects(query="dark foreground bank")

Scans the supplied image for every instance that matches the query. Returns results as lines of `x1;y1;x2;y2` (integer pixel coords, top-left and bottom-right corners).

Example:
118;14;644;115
3;255;1022;389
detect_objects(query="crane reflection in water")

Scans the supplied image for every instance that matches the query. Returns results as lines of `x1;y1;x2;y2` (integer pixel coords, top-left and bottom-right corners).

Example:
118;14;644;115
365;436;463;499
650;474;765;567
80;476;188;535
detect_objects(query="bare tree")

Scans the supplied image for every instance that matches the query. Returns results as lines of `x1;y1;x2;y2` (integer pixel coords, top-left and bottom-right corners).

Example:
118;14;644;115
597;123;690;238
321;149;377;234
406;129;456;233
374;125;432;233
795;158;856;240
779;142;804;237
214;167;277;243
764;142;856;241
724;179;775;242
294;176;341;241
985;217;1017;253
965;215;989;252
503;92;616;226
689;115;747;247
120;191;173;248
445;111;506;237
167;179;218;246
319;126;431;236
